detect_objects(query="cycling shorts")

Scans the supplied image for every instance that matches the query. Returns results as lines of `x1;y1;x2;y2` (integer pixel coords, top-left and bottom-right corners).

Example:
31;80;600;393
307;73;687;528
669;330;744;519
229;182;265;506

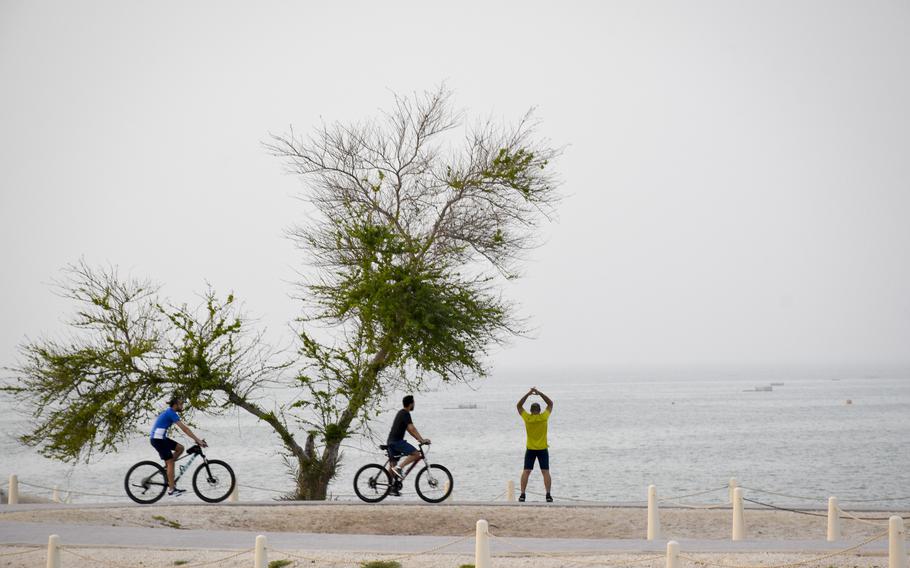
151;437;178;460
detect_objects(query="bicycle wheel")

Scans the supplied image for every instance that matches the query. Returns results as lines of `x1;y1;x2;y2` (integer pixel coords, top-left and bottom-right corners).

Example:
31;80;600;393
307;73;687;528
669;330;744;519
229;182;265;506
192;459;236;503
414;464;453;503
353;464;393;503
124;461;168;504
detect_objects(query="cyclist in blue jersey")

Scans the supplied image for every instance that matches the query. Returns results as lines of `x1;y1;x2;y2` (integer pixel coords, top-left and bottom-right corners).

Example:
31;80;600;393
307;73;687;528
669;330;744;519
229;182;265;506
150;395;207;497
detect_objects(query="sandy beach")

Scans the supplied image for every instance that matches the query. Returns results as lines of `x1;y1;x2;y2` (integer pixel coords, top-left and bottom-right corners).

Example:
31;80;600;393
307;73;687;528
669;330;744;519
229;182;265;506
1;503;901;540
1;503;904;567
0;546;897;568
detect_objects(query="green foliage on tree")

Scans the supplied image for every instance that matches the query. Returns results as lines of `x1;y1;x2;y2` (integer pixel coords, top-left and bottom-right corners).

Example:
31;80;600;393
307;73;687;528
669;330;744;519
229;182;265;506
4;86;561;499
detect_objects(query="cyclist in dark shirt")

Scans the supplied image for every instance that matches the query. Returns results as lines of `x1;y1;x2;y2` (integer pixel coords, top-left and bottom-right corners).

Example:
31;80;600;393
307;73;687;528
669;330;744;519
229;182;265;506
387;395;430;487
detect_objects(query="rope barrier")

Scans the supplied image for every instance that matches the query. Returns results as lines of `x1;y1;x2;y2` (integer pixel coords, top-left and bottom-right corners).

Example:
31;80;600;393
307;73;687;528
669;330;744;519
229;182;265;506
659;486;728;502
743;498;829;518
526;490;630;504
237;482;287;494
18;480;122;499
743;485;910;505
678;529;888;568
837;506;893;526
272;530;475;566
0;547;43;558
491;531;664;567
62;546;253;567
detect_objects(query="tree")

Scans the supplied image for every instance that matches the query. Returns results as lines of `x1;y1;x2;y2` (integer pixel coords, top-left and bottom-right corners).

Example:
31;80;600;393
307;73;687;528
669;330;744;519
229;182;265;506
4;86;561;499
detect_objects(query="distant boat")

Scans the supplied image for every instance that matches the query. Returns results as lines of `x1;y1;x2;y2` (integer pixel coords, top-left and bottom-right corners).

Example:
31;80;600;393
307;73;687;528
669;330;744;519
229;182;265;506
445;403;479;410
770;382;784;386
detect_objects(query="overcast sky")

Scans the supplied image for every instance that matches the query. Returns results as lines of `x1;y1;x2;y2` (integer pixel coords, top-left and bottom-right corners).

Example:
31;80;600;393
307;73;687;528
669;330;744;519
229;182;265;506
1;1;908;380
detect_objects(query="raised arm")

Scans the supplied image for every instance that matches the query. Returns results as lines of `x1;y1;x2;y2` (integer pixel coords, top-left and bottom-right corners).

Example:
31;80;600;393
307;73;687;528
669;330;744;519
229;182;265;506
516;388;534;415
535;388;554;412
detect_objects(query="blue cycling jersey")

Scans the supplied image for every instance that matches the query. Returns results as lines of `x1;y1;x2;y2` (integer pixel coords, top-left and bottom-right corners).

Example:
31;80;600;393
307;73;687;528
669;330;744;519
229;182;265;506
150;407;180;440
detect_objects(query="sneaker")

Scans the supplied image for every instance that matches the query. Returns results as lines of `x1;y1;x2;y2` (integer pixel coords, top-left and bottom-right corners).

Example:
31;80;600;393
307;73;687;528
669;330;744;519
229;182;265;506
389;487;401;496
546;494;553;503
168;488;186;497
518;493;526;502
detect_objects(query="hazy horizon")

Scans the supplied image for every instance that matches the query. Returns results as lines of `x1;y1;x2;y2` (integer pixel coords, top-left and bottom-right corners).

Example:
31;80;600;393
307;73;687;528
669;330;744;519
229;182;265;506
2;1;909;380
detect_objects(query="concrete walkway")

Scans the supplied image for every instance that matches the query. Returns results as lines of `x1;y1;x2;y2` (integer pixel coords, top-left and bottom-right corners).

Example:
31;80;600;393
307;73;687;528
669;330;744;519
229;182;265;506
0;519;890;555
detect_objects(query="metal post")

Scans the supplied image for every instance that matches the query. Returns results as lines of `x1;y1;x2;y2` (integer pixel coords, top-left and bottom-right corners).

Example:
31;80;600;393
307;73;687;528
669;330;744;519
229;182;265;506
46;534;60;568
647;484;661;540
507;480;515;502
254;534;267;568
827;497;841;542
890;516;907;568
732;487;745;541
475;519;491;568
8;475;18;505
728;477;738;504
666;540;679;568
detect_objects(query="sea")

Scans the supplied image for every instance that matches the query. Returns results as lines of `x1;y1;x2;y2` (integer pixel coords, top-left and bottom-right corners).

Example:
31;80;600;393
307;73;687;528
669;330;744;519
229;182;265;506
2;374;909;508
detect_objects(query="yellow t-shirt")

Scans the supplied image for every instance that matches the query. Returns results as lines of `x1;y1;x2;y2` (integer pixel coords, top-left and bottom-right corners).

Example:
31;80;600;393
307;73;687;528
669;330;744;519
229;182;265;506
521;409;550;450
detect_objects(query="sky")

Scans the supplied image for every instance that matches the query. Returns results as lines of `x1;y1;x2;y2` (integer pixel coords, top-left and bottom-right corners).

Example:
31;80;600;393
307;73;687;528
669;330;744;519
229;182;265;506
1;0;908;380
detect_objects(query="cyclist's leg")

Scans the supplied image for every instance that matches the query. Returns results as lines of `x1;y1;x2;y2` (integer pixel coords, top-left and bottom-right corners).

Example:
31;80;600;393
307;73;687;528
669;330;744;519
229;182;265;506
398;449;421;471
390;440;419;472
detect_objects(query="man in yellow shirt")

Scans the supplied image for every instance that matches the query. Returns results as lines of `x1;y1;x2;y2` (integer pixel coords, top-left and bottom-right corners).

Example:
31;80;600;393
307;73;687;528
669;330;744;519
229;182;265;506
516;386;554;502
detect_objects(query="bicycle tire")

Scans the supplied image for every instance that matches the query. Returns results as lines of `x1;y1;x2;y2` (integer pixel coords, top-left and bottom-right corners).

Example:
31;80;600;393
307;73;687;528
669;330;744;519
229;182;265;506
353;463;393;503
124;460;169;504
192;459;236;503
414;464;453;503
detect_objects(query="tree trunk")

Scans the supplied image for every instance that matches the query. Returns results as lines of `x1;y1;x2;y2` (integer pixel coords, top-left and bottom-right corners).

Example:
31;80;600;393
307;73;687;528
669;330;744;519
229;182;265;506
291;344;391;499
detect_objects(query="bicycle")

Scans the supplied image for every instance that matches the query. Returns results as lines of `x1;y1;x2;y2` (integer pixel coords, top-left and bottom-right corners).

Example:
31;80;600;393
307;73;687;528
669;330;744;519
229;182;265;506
353;441;453;503
124;443;235;504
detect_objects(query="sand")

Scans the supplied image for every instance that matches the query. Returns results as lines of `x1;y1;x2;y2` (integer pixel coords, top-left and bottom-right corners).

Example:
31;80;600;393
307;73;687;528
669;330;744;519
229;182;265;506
1;504;902;567
0;503;901;540
0;546;895;568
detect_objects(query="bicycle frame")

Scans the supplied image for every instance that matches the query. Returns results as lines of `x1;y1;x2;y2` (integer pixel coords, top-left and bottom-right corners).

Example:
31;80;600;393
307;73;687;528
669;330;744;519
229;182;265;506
384;443;435;481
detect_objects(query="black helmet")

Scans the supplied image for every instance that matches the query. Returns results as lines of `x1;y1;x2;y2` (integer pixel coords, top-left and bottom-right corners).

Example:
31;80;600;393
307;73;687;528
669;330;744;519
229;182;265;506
167;394;183;407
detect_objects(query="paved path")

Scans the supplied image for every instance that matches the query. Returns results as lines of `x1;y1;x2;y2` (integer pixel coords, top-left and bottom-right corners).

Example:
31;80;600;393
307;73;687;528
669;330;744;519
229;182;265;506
0;520;890;555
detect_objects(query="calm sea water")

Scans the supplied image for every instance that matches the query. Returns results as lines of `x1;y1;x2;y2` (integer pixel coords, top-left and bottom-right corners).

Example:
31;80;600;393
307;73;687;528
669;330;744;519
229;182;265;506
2;375;909;507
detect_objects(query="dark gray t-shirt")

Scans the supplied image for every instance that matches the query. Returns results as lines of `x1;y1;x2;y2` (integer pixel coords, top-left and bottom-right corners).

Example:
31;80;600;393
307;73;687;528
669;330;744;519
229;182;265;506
387;409;412;442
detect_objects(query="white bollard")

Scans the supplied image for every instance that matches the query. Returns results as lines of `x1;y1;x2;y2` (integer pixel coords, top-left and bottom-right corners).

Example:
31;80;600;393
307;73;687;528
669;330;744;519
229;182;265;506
46;534;60;568
52;485;60;503
647;484;661;540
254;534;267;568
666;540;680;568
507;480;515;502
732;487;745;541
229;484;238;503
475;519;491;568
8;475;18;505
889;516;907;568
827;497;841;542
728;477;738;504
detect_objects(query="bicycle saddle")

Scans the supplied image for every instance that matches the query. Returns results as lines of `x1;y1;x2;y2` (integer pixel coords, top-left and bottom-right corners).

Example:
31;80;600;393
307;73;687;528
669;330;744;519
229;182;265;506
379;444;388;450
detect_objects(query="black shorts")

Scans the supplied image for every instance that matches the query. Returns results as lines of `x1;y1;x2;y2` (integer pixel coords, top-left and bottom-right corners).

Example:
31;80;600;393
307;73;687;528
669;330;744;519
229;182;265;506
151;437;178;460
524;448;549;470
